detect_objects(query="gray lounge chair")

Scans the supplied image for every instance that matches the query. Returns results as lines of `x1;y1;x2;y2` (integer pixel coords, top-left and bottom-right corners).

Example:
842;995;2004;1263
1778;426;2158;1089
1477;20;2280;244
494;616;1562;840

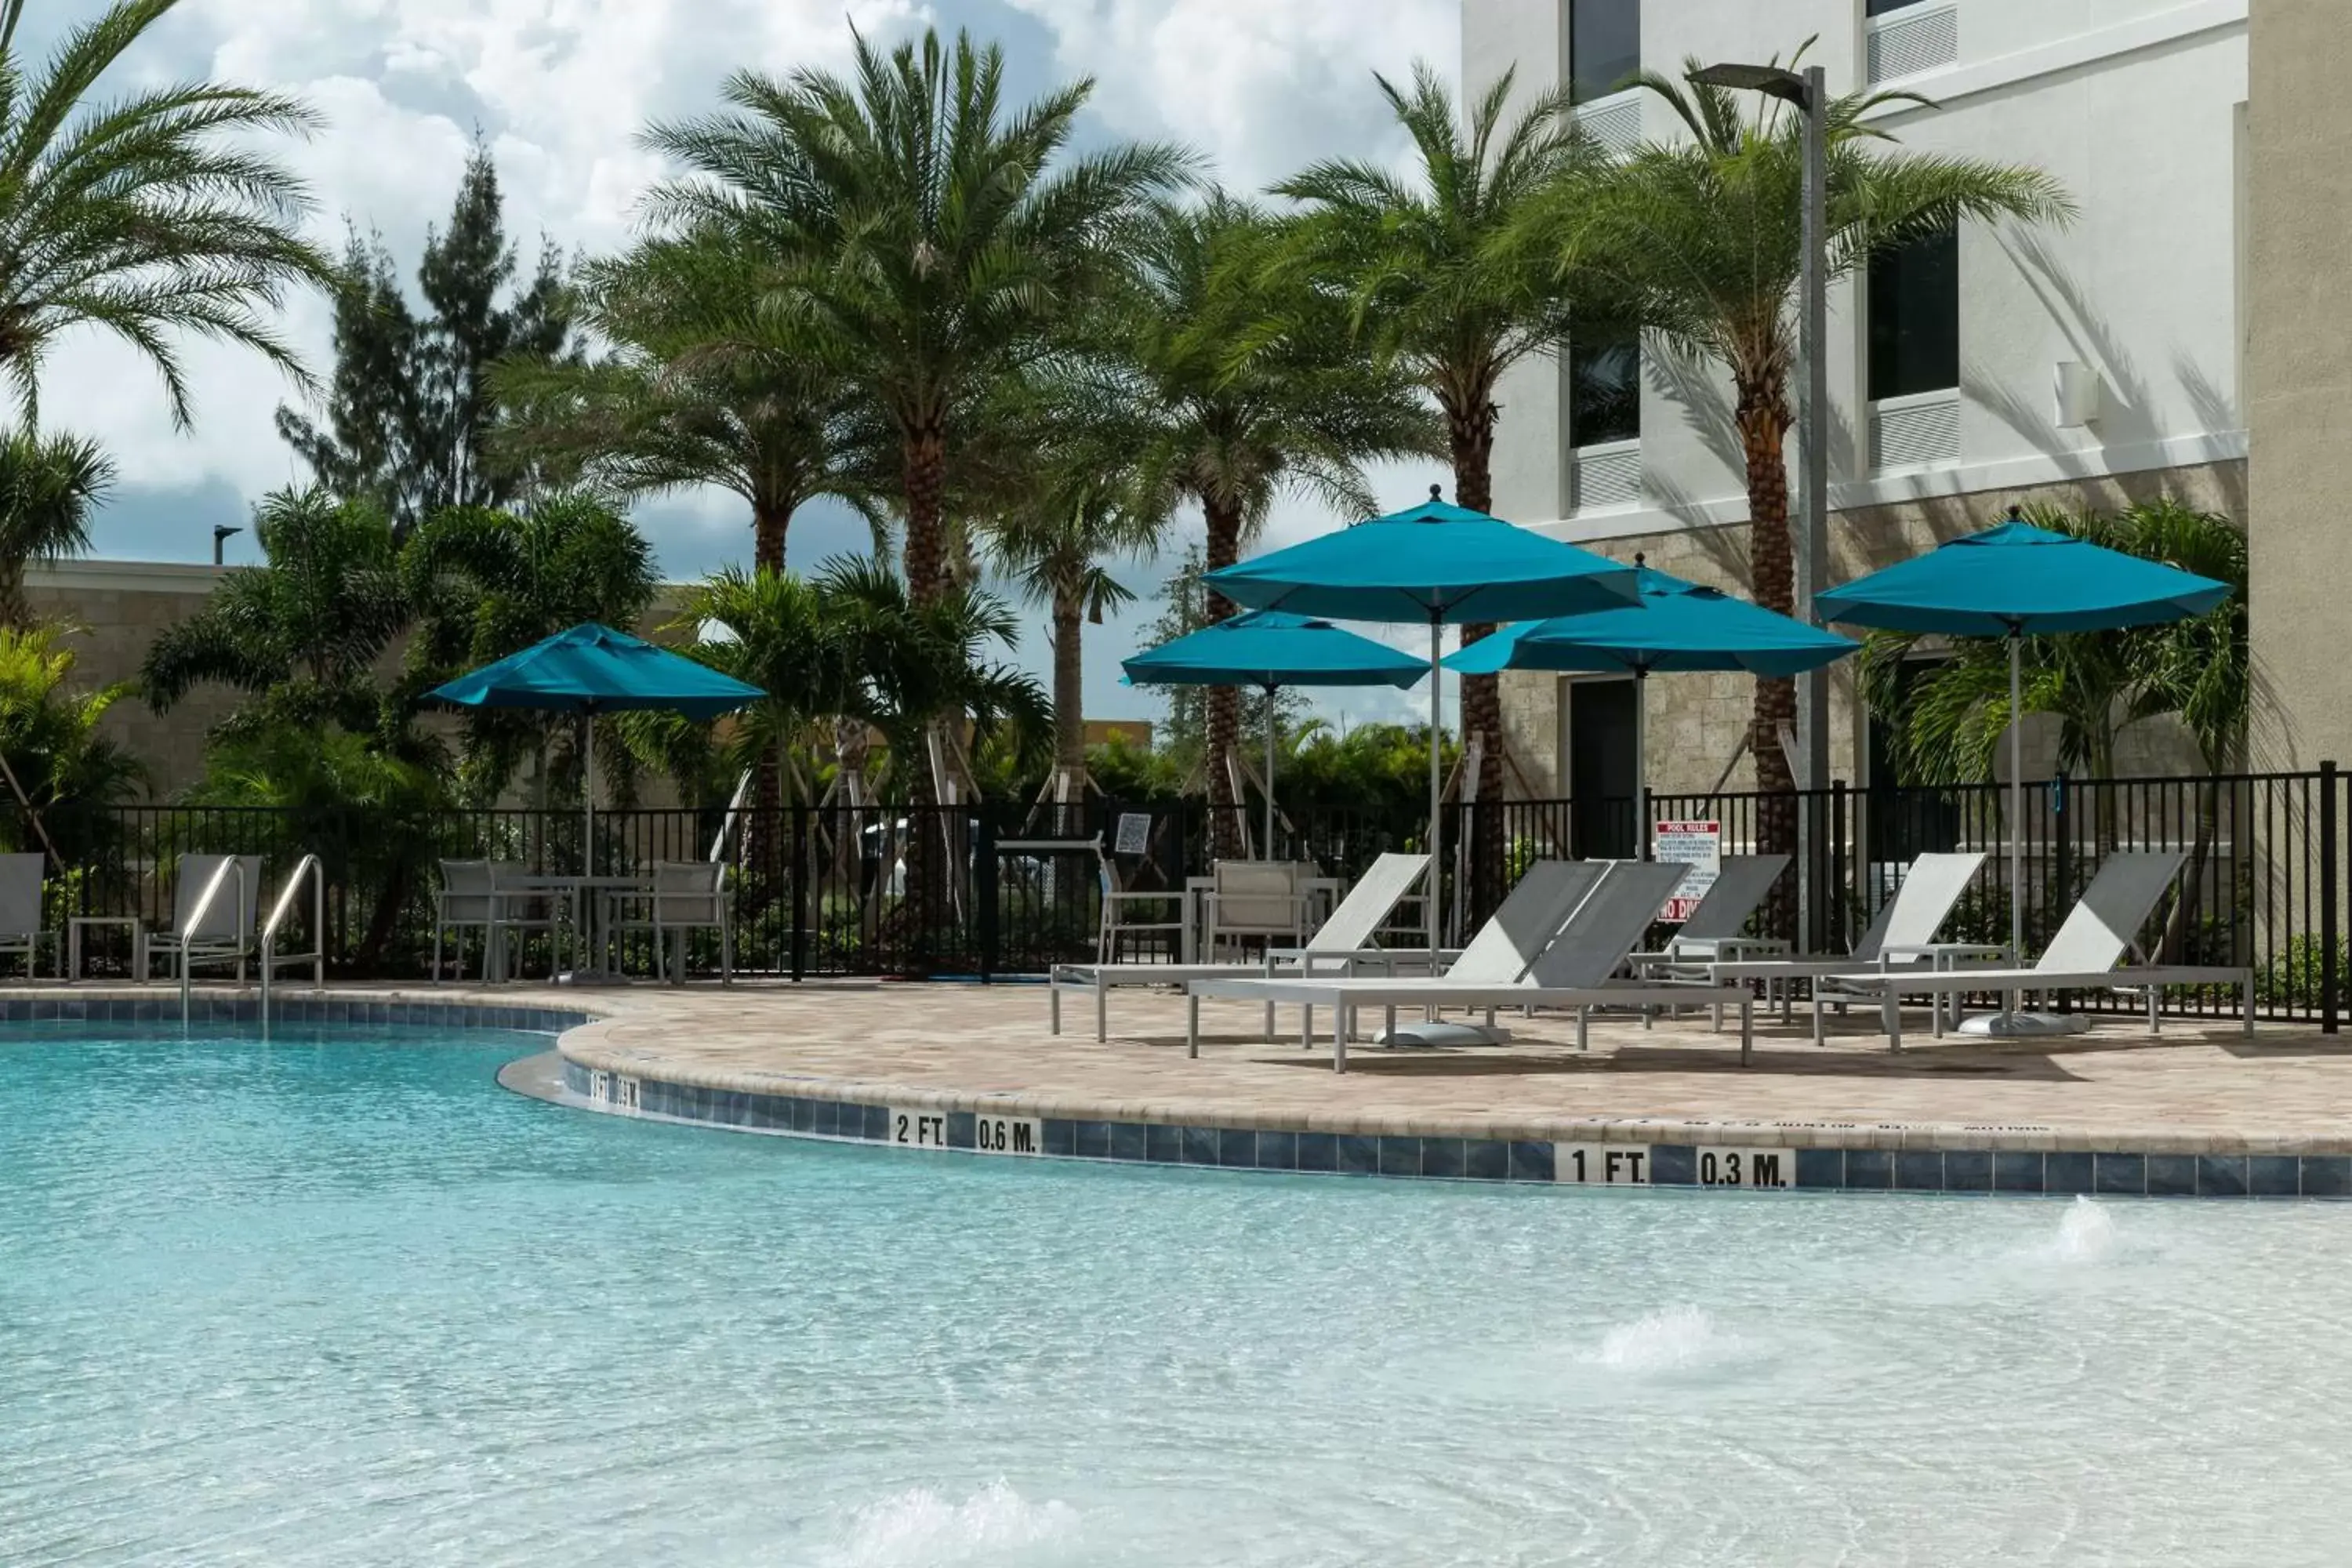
0;852;51;978
1816;849;2255;1049
1185;860;1755;1071
1050;851;1432;1040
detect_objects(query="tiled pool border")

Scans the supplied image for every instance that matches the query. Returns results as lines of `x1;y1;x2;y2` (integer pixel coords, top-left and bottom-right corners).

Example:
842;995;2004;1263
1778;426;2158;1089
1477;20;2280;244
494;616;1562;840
553;1056;2352;1200
0;993;590;1034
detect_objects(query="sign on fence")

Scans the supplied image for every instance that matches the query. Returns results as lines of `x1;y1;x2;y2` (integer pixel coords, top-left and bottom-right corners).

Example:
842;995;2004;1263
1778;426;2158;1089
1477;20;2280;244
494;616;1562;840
1113;812;1152;857
1654;819;1722;922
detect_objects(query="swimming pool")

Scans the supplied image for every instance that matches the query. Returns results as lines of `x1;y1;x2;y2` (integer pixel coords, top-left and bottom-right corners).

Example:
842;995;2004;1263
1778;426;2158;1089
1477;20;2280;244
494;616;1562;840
6;1021;2350;1566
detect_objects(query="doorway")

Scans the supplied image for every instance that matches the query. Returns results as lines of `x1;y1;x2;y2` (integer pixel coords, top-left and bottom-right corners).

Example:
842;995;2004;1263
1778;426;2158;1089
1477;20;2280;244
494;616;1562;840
1567;677;1639;859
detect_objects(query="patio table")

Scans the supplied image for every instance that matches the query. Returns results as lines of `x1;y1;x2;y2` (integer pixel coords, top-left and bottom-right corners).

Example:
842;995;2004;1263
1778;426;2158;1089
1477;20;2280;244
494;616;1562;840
496;872;653;983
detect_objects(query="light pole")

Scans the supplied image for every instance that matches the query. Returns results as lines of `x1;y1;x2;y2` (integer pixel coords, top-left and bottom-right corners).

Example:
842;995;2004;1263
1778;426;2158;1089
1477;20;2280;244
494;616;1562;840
1692;59;1831;946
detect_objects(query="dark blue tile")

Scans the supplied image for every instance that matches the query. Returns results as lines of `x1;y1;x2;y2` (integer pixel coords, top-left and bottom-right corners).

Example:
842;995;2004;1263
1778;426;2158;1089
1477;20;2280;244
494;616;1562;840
1108;1122;1146;1162
2093;1153;2145;1195
1378;1137;1421;1178
1944;1150;1992;1192
1795;1148;1843;1189
788;1097;814;1134
947;1110;976;1149
1295;1131;1338;1172
1145;1123;1183;1163
1508;1141;1554;1183
2147;1154;2197;1196
2249;1155;2299;1197
1419;1137;1463;1179
1844;1149;1893;1189
1043;1120;1076;1157
2045;1152;2092;1193
1255;1131;1295;1171
862;1105;887;1141
810;1098;839;1137
1993;1152;2045;1193
1895;1151;1942;1191
1463;1139;1508;1181
2301;1156;2352;1197
1338;1134;1379;1176
2196;1155;2249;1197
720;1091;747;1126
1073;1120;1112;1160
1219;1129;1256;1168
1650;1145;1697;1185
1182;1125;1219;1166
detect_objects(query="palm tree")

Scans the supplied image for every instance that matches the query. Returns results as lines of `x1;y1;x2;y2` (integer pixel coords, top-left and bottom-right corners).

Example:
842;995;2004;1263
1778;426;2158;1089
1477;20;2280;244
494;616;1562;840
1559;51;2071;808
0;0;333;424
1123;194;1440;854
399;493;659;804
0;622;144;865
143;487;411;738
1276;64;1598;825
0;429;111;626
639;27;1189;604
494;231;884;573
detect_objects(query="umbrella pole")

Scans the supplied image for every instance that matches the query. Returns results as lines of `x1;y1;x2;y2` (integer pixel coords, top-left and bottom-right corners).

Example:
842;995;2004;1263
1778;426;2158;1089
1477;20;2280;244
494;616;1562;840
1428;617;1443;957
1265;684;1278;862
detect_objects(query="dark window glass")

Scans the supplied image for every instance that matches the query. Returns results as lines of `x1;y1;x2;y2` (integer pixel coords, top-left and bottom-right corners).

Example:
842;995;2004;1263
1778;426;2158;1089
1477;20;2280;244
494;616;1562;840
1568;678;1639;860
1569;335;1640;446
1867;0;1935;14
1867;227;1959;401
1570;0;1641;103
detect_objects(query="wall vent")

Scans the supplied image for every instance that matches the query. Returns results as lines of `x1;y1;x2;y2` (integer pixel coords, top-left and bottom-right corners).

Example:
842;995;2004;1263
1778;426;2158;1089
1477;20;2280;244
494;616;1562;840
1575;93;1642;157
1868;4;1958;83
1570;441;1644;510
1869;392;1962;470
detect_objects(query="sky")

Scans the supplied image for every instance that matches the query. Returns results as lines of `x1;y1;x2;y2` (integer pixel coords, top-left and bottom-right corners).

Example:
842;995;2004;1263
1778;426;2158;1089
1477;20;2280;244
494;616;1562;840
25;0;1465;731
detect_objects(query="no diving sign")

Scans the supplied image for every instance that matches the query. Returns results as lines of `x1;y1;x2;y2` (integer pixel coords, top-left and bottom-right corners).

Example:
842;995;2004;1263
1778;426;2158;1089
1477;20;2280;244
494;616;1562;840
1653;819;1722;923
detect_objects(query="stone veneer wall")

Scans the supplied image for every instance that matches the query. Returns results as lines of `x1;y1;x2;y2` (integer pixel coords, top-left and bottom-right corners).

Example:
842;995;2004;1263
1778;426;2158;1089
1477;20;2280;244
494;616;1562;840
1501;460;2243;798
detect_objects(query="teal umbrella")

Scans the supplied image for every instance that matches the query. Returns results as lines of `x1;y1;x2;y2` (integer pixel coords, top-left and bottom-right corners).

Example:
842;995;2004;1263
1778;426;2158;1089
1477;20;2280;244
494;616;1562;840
1446;564;1858;855
1206;486;1639;954
429;622;765;875
1124;610;1427;855
1817;511;2230;1030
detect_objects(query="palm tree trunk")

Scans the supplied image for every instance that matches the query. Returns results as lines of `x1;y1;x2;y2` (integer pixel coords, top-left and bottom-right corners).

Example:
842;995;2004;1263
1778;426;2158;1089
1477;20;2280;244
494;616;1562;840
753;493;790;576
899;419;949;951
1737;392;1799;883
1449;401;1506;917
1050;584;1087;835
1203;494;1245;859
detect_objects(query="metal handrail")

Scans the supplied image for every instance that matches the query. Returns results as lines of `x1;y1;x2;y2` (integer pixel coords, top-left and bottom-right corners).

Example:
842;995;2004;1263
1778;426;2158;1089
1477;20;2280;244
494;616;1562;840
259;854;325;1031
179;856;247;1024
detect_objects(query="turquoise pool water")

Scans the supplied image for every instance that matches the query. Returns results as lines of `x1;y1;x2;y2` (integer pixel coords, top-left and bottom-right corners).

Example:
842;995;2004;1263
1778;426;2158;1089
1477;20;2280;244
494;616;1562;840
6;1023;2352;1566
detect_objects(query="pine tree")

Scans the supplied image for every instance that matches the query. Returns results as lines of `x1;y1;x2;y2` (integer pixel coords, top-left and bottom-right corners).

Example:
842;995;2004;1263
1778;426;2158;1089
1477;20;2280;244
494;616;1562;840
277;148;570;537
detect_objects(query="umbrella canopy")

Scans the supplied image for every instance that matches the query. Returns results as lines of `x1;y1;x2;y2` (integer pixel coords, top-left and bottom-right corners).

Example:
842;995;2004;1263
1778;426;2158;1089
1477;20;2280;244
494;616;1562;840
1443;566;1857;858
1203;488;1641;956
1204;492;1642;625
1125;611;1427;857
427;622;764;718
1445;566;1860;678
1816;514;2230;1029
1814;517;2230;636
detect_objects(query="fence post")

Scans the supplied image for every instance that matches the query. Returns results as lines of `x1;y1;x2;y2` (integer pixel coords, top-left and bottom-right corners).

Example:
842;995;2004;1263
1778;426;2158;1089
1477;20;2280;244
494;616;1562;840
1829;779;1848;951
789;805;808;983
2050;772;2070;978
975;810;999;982
2323;760;2339;1034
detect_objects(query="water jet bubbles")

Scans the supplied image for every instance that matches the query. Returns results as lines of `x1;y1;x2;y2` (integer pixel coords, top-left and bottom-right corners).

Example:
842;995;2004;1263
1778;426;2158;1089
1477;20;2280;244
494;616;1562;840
823;1480;1081;1568
1585;1305;1744;1375
2049;1196;2120;1265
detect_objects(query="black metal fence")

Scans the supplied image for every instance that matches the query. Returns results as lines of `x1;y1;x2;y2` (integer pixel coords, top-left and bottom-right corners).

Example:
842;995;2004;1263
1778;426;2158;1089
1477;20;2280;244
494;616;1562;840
11;764;2347;1028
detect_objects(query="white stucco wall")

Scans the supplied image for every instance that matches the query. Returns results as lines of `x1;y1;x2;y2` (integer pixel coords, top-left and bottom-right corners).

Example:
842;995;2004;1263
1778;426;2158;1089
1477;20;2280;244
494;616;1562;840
1467;0;2249;543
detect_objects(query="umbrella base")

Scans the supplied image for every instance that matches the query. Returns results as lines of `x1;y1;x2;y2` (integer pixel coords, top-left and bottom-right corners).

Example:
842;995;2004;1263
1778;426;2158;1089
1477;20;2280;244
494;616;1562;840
1374;1020;1515;1048
1954;1009;2085;1038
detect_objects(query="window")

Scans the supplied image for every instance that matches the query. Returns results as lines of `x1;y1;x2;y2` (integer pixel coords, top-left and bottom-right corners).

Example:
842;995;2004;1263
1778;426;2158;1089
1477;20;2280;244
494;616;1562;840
1569;0;1640;104
1867;0;1937;13
1569;334;1640;447
1867;227;1959;401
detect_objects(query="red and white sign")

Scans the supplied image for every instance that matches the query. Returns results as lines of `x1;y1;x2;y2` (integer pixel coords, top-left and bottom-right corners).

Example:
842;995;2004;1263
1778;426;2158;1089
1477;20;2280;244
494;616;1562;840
1654;819;1722;922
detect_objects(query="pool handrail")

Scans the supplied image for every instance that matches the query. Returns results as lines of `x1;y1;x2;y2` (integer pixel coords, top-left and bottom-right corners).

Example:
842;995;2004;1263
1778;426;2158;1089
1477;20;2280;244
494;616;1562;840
178;855;247;1025
258;853;325;1030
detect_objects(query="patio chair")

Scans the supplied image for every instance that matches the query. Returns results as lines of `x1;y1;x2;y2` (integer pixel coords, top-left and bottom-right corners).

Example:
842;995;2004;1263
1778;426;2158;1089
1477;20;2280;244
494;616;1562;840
1816;849;2255;1049
1050;851;1433;1041
143;854;261;985
432;860;568;984
1184;859;1755;1071
1095;838;1185;963
608;860;733;985
1202;859;1310;959
0;852;53;978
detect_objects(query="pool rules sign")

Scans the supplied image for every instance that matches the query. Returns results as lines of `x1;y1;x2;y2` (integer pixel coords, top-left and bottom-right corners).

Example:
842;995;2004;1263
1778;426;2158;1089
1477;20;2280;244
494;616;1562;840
1653;819;1722;923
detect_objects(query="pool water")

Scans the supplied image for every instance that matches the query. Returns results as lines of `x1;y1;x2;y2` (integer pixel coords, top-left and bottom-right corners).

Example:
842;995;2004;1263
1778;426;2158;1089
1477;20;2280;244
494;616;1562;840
5;1024;2351;1566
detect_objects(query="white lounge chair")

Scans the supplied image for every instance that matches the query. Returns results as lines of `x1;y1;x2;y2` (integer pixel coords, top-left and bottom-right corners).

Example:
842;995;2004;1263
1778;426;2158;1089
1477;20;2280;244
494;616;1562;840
1647;851;1999;1024
1815;849;2255;1050
1049;851;1432;1041
1185;860;1755;1071
0;852;52;978
143;854;260;984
